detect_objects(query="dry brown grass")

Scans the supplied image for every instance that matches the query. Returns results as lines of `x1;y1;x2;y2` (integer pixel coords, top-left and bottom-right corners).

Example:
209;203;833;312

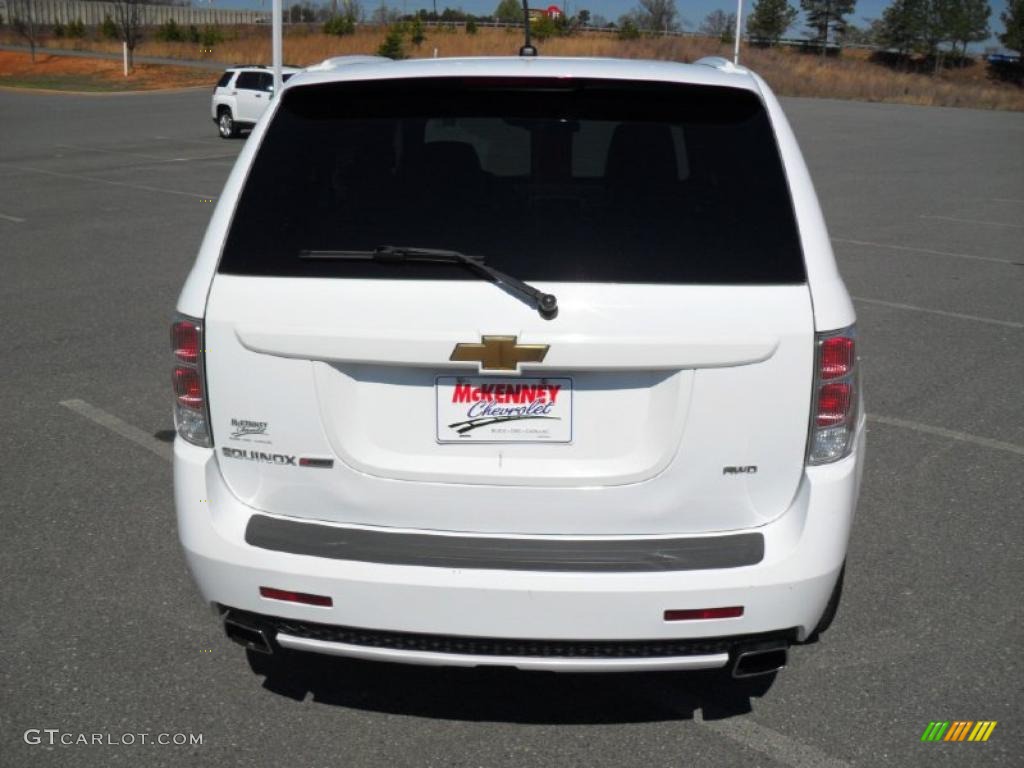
0;49;214;91
10;26;1024;110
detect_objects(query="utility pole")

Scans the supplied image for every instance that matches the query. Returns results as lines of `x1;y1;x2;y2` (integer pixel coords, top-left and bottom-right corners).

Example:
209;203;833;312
272;0;282;96
733;0;743;64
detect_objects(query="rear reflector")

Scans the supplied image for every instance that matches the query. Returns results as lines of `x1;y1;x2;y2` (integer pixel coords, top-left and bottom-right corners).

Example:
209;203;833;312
664;606;744;621
259;587;333;607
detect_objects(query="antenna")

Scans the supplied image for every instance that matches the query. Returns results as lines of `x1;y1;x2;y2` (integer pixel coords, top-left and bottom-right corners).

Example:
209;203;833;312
519;0;537;56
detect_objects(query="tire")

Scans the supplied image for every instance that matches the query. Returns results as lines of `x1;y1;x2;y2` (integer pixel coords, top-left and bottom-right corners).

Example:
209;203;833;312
217;108;238;139
806;563;845;642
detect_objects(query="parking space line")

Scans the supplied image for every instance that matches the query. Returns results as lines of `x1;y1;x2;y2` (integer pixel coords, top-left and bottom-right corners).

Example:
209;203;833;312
56;142;174;162
0;211;25;222
159;136;227;147
0;163;213;200
992;198;1024;204
868;414;1024;457
920;214;1024;229
60;399;172;462
696;711;850;768
832;237;1016;265
852;297;1023;329
56;142;238;164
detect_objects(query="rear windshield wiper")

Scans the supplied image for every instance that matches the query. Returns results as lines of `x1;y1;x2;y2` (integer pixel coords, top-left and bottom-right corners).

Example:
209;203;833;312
299;246;558;319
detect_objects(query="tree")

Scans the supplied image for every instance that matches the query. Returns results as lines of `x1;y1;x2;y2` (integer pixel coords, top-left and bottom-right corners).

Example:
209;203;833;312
8;0;42;63
837;20;877;44
1001;0;1024;53
494;0;523;24
800;0;857;52
341;0;364;22
747;0;798;43
700;10;736;41
917;0;953;70
617;17;642;38
156;18;184;42
377;25;406;58
877;0;921;56
577;9;591;26
944;0;989;58
101;14;119;40
635;0;679;31
111;0;145;70
371;2;401;24
410;17;426;45
323;14;356;34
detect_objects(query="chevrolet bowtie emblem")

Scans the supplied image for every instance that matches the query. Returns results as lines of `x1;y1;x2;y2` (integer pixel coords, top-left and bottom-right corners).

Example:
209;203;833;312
450;335;549;372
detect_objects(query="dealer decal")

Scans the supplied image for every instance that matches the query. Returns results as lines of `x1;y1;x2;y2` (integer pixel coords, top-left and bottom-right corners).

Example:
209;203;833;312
228;417;271;445
436;376;572;443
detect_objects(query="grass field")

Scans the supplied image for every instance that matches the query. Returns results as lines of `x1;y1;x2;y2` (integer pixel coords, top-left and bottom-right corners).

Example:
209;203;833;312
0;50;215;91
5;26;1023;110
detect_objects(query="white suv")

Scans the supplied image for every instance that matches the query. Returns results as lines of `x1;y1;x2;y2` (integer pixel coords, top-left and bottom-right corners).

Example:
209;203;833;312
211;65;301;138
175;56;864;678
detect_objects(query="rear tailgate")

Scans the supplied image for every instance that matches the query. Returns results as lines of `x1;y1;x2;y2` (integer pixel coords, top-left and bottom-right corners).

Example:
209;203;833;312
202;75;813;536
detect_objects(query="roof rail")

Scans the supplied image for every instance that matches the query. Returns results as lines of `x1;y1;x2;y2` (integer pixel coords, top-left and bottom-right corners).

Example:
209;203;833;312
306;55;392;72
693;56;750;75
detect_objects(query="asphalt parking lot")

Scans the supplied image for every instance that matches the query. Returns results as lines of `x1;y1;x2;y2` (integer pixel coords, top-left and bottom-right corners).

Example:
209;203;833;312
1;85;1021;768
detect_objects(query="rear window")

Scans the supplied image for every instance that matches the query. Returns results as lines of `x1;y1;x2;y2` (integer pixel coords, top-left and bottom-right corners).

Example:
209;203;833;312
216;71;234;88
220;78;805;284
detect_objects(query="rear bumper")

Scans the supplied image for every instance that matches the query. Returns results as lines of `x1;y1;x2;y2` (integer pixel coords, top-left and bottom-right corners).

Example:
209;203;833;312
223;606;795;672
174;424;863;670
276;634;731;672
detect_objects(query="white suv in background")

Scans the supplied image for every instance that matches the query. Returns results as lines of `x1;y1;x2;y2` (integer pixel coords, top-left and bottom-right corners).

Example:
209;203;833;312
175;56;865;679
211;65;301;138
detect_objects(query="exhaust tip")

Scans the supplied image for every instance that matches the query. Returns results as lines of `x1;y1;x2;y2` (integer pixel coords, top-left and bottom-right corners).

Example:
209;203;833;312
731;646;787;678
224;615;273;655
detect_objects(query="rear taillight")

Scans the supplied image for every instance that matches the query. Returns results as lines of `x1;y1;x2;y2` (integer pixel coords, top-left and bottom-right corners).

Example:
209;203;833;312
171;315;212;447
173;367;203;409
807;326;859;464
172;321;200;364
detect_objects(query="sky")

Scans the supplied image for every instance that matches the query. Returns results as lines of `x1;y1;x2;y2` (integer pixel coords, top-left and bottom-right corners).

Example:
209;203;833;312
209;0;1012;51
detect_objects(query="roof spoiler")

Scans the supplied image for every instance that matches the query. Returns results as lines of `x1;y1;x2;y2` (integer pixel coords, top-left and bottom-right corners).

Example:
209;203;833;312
306;55;392;72
693;57;750;75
